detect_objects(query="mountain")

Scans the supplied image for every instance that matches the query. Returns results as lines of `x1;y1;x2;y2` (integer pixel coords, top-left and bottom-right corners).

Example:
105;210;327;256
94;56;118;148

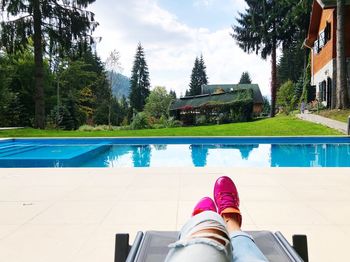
108;72;131;99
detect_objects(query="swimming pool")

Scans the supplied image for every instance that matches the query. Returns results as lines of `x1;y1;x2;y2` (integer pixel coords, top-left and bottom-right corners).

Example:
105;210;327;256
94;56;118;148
0;137;349;168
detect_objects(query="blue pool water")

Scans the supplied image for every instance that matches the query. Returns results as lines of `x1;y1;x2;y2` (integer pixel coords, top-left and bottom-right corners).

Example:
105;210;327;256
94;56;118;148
0;137;349;168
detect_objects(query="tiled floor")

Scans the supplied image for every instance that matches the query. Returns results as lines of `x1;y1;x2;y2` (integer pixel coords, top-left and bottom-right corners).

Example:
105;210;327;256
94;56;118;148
0;167;349;262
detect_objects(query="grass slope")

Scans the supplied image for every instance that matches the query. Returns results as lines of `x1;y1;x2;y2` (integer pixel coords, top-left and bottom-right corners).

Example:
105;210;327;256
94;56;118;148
0;116;342;137
317;109;350;123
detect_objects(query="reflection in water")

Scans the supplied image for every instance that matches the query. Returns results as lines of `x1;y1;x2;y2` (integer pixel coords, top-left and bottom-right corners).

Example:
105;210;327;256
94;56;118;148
190;144;258;167
132;145;151;167
271;144;350;167
103;145;132;167
238;145;258;159
190;145;209;167
78;143;350;167
153;144;167;151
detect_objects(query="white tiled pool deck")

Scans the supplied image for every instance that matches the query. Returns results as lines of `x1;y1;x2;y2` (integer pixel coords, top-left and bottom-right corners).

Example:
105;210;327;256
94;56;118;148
0;167;349;262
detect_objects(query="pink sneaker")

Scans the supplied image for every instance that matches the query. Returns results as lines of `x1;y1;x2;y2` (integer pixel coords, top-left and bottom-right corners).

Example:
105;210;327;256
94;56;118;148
214;176;242;225
192;197;217;216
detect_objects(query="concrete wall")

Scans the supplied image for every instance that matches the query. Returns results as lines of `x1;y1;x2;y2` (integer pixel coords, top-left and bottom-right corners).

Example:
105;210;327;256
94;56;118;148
312;58;335;107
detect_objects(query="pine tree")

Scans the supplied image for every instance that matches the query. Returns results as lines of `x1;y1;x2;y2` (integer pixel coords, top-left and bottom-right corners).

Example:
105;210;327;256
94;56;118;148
129;43;151;112
169;90;177;99
232;0;294;117
239;72;252;84
282;0;313;104
0;0;98;128
198;54;208;87
189;57;200;96
188;55;208;96
277;41;305;86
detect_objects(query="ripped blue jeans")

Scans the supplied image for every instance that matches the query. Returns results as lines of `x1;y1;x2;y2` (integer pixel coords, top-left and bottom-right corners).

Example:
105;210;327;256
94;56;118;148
165;211;268;262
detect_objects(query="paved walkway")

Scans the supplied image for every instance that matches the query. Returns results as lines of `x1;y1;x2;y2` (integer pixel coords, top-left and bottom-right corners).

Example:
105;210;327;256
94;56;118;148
297;113;348;134
0;167;350;262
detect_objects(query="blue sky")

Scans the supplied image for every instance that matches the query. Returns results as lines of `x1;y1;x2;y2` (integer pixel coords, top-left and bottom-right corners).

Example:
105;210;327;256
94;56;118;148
90;0;271;97
157;0;241;30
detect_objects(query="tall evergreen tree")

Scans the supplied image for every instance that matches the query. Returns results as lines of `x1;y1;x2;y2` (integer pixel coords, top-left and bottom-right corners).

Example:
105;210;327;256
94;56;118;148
239;72;252;84
198;54;208;87
129;43;150;112
169;90;177;99
188;55;208;96
277;40;305;85
0;0;98;128
232;0;294;117
284;0;313;104
189;57;201;96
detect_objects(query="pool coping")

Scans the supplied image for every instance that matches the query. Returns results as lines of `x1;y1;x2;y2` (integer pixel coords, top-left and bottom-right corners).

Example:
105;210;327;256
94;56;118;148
1;136;350;144
1;135;349;139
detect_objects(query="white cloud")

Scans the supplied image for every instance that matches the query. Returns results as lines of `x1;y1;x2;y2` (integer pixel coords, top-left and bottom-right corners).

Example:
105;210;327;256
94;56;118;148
193;0;214;7
90;0;271;97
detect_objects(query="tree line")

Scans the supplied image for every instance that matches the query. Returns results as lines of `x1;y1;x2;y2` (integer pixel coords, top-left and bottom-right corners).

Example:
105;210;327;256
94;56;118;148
232;0;315;116
234;0;349;114
0;38;179;130
0;1;177;130
2;0;345;129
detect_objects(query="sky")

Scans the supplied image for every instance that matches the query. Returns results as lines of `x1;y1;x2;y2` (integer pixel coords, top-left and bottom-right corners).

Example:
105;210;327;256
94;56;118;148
89;0;271;97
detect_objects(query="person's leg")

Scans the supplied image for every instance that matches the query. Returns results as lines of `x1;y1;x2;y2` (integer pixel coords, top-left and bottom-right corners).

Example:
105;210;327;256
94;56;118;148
224;214;268;262
165;197;232;262
214;176;268;262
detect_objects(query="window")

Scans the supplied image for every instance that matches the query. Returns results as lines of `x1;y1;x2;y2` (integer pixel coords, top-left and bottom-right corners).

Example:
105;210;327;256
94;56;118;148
325;22;331;42
319;31;325;48
319;81;327;101
314;23;331;55
314;39;320;54
322;81;327;101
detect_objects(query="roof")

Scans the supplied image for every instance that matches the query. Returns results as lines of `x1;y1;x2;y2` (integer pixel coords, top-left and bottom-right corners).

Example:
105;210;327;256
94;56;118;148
316;0;350;8
305;1;323;47
202;84;264;104
169;89;253;111
305;0;350;47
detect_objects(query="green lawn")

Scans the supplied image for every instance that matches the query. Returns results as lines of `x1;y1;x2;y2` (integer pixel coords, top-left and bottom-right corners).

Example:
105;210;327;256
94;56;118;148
317;109;350;123
0;115;342;137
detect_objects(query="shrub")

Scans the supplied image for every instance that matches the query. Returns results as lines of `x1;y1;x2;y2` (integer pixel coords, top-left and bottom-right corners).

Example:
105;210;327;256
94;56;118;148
130;112;151;130
78;125;121;131
167;119;182;128
94;125;110;131
161;116;182;128
78;125;94;131
48;105;75;130
216;113;231;124
159;115;167;125
152;123;166;129
196;115;207;125
119;125;130;130
144;86;173;119
211;98;254;123
277;80;297;115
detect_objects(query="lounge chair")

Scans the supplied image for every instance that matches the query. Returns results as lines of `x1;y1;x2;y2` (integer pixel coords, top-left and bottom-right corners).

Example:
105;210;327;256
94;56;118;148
114;230;308;262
